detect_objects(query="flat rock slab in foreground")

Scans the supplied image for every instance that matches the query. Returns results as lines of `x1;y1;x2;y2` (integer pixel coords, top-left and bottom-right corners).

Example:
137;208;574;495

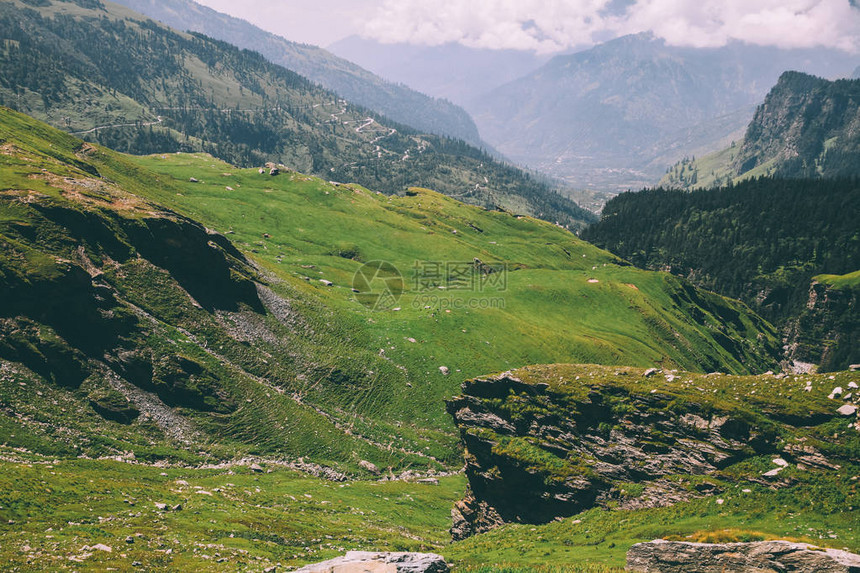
293;552;449;573
627;539;860;572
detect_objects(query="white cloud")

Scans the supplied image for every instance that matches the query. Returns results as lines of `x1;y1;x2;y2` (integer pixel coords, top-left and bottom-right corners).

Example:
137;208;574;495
362;0;860;53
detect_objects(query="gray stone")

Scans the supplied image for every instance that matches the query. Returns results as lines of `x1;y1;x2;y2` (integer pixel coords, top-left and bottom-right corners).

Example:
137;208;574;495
838;404;858;416
292;551;448;573
359;460;380;475
627;539;860;573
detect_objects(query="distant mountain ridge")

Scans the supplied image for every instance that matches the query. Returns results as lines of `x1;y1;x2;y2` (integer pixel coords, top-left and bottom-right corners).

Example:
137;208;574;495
663;72;860;188
111;0;485;147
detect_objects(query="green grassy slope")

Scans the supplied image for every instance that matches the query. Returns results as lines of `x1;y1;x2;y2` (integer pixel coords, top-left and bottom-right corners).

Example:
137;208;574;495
0;105;782;471
0;458;465;571
0;0;592;228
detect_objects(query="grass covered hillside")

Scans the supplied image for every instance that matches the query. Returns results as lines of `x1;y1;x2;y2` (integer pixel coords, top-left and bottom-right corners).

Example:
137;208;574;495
0;0;592;228
0;105;782;473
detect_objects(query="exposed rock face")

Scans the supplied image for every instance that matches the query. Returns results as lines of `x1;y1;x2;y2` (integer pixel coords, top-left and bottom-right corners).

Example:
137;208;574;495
446;365;859;539
292;551;448;573
784;277;859;372
627;539;860;573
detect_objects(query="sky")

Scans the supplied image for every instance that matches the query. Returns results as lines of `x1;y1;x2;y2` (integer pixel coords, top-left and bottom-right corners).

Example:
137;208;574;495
195;0;860;54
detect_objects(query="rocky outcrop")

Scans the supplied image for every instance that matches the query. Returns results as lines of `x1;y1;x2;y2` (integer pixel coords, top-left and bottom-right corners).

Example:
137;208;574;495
447;365;859;539
626;539;860;572
784;276;859;372
292;551;448;573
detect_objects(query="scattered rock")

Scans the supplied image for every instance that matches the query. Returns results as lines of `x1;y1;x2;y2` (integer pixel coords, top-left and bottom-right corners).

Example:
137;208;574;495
643;368;659;377
439;366;449;375
850;364;859;371
189;177;199;183
171;504;183;511
359;460;380;475
320;279;333;287
830;387;844;399
89;544;112;553
270;167;280;176
626;539;860;573
838;404;858;416
154;502;168;511
417;478;439;486
249;463;265;473
849;381;858;389
292;551;449;573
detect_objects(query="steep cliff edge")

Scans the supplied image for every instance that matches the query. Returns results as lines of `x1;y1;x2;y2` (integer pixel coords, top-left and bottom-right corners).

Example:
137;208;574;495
447;364;860;539
784;271;860;372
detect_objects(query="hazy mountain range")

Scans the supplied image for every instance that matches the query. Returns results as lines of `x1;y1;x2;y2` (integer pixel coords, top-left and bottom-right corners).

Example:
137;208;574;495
328;35;553;108
330;34;857;192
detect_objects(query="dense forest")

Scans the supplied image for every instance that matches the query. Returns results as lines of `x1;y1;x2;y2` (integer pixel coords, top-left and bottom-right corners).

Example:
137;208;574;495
0;0;594;228
582;177;859;368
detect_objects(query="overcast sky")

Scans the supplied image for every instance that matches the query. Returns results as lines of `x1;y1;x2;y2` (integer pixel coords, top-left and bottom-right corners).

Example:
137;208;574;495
195;0;860;53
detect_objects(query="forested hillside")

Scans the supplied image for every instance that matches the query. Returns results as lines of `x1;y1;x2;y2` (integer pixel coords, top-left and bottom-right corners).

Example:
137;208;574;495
582;177;860;369
111;0;485;146
0;0;593;228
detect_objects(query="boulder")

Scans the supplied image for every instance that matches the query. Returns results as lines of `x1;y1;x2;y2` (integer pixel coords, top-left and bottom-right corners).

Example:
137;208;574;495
359;460;380;475
292;551;448;573
626;539;860;573
838;404;857;416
